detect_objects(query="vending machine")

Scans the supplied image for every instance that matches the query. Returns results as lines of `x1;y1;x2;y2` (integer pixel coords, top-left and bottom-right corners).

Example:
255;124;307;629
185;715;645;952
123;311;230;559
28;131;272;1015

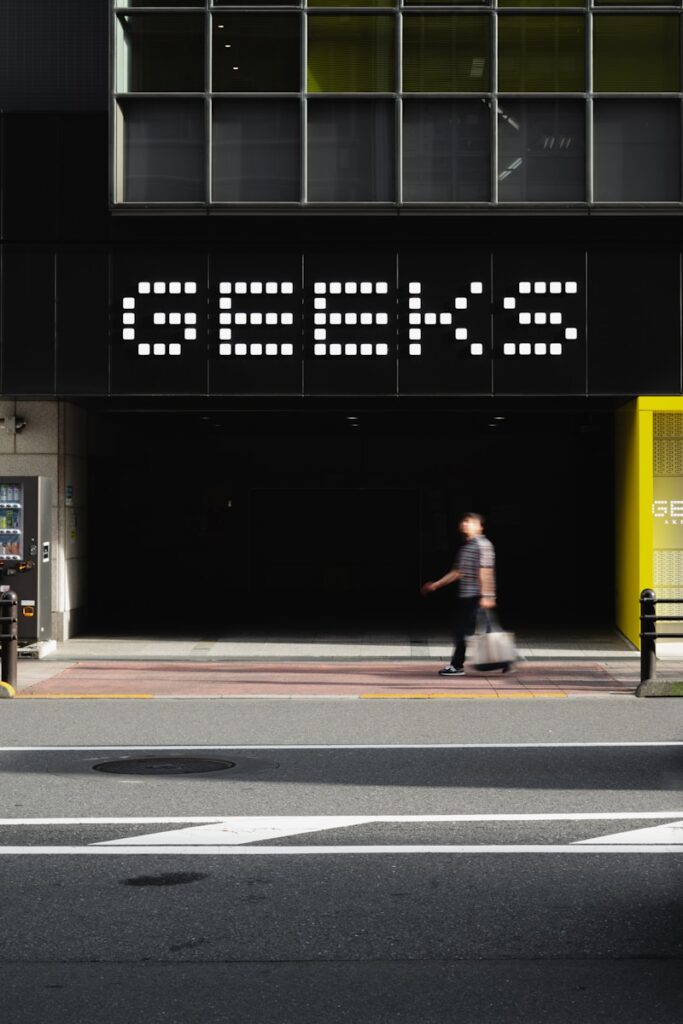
0;476;52;643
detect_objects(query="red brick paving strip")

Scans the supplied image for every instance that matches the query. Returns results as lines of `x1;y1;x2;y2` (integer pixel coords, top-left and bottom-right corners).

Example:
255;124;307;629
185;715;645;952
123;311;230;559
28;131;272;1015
16;661;635;697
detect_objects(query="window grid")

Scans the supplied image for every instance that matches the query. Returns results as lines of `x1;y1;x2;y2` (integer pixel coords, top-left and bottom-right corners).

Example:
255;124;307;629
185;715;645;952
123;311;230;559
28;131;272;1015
112;2;683;206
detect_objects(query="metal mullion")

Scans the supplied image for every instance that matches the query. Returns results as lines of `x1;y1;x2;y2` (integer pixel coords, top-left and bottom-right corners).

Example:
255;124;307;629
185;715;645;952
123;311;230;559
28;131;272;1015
206;3;212;204
400;92;489;98
302;9;307;203
586;8;593;203
397;8;402;204
491;10;498;203
111;2;118;204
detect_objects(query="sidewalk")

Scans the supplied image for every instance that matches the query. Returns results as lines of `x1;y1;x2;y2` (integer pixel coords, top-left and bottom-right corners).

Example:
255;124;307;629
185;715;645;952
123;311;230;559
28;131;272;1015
8;656;656;700
9;630;682;699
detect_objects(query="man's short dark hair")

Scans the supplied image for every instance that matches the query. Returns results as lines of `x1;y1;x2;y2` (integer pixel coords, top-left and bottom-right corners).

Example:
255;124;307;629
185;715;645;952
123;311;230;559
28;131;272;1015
460;512;484;527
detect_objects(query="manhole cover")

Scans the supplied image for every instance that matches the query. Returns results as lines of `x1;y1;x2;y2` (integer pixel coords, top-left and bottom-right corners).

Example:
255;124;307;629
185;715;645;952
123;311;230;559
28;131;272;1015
93;756;235;776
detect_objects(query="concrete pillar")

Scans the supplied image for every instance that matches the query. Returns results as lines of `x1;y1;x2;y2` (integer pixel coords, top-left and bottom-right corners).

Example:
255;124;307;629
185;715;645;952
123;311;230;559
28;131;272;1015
0;398;88;641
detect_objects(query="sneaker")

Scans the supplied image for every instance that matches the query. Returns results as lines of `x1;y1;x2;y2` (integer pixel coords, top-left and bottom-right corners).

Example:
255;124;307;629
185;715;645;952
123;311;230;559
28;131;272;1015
438;665;465;676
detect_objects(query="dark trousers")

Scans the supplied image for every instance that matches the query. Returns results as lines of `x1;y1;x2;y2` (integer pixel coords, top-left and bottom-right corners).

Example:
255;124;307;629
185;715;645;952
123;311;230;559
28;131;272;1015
451;596;481;669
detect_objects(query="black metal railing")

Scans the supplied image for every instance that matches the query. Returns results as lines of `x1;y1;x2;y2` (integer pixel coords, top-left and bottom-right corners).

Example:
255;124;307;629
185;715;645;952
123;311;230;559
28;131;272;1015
0;590;18;695
639;588;683;684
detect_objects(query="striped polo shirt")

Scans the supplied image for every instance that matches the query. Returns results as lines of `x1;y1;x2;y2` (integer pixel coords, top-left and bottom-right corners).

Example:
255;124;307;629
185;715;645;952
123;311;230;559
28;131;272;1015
453;535;496;598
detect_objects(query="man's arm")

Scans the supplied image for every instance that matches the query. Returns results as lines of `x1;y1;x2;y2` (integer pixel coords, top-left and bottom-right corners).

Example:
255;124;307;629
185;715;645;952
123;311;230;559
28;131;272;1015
479;565;496;608
421;568;460;596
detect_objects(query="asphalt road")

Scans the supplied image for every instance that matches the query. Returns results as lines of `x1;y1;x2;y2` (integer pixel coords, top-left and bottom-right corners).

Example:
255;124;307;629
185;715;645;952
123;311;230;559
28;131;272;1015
1;697;682;1022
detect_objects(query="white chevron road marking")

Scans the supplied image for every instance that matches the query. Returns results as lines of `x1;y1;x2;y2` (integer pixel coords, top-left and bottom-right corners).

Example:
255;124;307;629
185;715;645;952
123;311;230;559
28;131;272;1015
94;812;683;848
96;816;375;847
576;820;683;845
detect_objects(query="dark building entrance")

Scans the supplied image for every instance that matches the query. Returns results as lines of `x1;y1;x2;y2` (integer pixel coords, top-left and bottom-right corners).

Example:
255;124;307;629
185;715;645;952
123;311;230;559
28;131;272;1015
87;403;614;638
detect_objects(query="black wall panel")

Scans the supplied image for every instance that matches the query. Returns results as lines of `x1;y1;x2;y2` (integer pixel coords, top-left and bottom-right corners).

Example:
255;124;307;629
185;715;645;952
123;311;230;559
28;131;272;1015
587;249;681;395
398;251;492;396
110;250;208;396
56;251;109;395
302;253;398;396
1;114;110;243
493;251;586;396
55;116;110;241
1;248;55;395
209;252;303;396
0;1;108;112
1;244;682;398
1;115;59;242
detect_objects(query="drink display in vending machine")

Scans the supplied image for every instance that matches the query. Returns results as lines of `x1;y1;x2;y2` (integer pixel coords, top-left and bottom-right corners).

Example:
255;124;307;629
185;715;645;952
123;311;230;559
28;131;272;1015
0;482;23;560
0;477;51;643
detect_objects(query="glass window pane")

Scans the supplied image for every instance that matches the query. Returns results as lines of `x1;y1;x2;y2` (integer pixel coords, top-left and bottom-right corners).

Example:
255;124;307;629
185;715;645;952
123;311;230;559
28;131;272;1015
308;16;395;93
213;15;300;92
403;99;490;202
500;0;584;6
593;101;681;202
307;99;395;201
120;100;205;202
403;0;488;5
309;0;394;6
117;15;204;93
212;100;300;201
118;1;204;7
403;16;490;93
497;99;584;202
498;16;585;93
593;16;680;92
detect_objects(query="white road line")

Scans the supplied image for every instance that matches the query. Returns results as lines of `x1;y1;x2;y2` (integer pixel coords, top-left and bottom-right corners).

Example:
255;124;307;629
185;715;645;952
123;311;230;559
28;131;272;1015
0;845;680;855
0;743;682;752
0;817;226;825
2;812;683;826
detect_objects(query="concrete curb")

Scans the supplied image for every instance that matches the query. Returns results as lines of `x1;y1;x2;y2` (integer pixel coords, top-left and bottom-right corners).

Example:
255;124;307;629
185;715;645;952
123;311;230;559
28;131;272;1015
635;680;683;697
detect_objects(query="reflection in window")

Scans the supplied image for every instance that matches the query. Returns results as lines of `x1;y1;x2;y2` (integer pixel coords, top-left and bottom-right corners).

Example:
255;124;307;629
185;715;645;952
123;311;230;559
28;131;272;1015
498;16;585;92
212;15;300;93
307;100;395;202
593;101;680;202
403;100;490;202
308;16;395;92
498;99;584;202
593;16;680;92
116;15;204;93
120;100;205;202
403;16;490;93
212;101;300;202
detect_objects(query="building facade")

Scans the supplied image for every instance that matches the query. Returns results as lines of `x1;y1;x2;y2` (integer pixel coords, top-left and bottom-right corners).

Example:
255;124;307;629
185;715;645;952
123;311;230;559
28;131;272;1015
2;0;683;642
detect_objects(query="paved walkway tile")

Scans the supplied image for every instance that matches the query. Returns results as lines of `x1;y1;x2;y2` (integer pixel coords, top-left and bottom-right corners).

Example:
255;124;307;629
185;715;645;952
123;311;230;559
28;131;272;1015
14;660;635;698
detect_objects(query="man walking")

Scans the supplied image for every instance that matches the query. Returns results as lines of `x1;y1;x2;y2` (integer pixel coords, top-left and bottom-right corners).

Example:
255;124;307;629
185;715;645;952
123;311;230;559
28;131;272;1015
421;512;497;677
